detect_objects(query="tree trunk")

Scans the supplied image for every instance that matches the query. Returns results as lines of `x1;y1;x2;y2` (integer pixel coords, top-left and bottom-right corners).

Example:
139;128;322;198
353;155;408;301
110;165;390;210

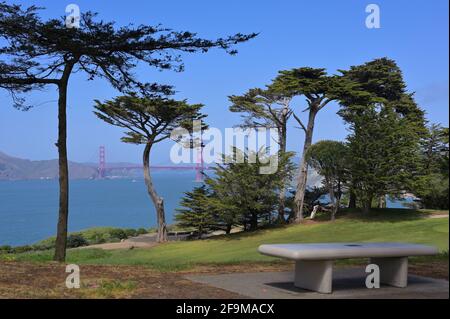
143;142;168;242
277;123;287;223
250;212;258;231
334;180;341;220
348;191;357;209
225;224;232;234
294;108;318;223
378;195;386;208
333;197;340;221
53;62;75;262
310;205;320;219
328;181;337;222
198;225;203;239
362;196;372;214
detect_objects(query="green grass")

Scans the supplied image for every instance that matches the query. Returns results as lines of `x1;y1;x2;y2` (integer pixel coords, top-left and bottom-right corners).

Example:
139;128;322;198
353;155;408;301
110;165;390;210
79;279;138;298
6;209;449;271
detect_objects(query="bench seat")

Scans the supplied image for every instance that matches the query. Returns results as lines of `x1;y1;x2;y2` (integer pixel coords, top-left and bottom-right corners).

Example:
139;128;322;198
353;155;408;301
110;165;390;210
258;242;438;294
259;242;438;260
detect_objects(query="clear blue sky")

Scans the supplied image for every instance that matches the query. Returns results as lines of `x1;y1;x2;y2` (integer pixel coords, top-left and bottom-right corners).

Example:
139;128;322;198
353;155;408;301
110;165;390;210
0;0;448;164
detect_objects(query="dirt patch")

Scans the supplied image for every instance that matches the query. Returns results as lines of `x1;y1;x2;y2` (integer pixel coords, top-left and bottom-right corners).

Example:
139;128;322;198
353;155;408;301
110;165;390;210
79;241;158;250
182;260;449;281
0;262;243;299
181;262;294;275
409;261;449;280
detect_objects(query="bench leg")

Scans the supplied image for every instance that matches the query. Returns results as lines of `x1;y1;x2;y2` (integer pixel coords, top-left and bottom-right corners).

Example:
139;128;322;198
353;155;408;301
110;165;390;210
370;257;408;288
294;260;333;293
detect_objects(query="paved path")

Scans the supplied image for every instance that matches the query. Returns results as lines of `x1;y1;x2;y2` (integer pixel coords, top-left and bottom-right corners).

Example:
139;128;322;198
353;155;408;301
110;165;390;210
80;233;192;250
428;214;449;219
81;241;158;250
185;267;449;299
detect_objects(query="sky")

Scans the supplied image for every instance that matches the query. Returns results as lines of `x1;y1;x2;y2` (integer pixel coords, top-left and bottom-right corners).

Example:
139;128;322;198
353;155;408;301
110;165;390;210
0;0;448;165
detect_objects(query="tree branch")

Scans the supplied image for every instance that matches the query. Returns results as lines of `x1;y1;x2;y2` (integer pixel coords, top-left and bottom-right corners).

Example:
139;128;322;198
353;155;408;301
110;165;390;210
292;112;307;132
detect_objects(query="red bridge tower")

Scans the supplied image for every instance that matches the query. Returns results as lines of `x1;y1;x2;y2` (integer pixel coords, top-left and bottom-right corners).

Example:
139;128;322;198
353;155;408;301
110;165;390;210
98;145;106;178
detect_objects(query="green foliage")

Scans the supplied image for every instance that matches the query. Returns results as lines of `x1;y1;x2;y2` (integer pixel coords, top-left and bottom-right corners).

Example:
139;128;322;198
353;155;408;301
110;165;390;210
136;228;148;235
306;140;350;218
93;95;206;145
0;245;11;253
66;234;89;248
175;148;297;233
175;186;215;238
0;245;34;254
229;88;291;129
339;58;406;103
0;227;150;254
108;229;128;241
338;58;426;211
271;67;342;99
306;140;349;192
286;186;328;215
414;174;449;209
421;124;449;174
203;148;296;231
414;125;449;209
270;66;347;128
228;87;292;152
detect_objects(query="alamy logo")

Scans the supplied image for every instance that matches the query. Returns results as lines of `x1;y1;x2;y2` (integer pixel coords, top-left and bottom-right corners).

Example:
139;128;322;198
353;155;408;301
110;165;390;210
65;4;80;29
170;121;280;174
365;263;380;288
366;4;381;29
65;264;80;289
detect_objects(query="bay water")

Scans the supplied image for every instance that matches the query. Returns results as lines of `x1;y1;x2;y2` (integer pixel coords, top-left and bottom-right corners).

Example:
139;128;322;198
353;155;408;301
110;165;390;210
0;171;197;246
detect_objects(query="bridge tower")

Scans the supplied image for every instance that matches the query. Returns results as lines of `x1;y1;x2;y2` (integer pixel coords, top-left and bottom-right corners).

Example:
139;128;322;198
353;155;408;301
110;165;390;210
195;135;204;182
98;145;106;178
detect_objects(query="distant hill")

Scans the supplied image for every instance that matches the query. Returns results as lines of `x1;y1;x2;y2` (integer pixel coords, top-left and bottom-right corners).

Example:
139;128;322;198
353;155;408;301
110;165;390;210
0;151;99;180
0;151;168;180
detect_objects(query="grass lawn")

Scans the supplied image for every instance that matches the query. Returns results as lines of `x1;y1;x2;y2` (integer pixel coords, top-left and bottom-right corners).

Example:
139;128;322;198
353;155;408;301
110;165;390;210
4;209;449;271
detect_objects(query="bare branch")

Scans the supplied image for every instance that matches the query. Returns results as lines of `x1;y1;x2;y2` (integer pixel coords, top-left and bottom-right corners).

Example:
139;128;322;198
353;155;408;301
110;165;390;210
292;112;307;132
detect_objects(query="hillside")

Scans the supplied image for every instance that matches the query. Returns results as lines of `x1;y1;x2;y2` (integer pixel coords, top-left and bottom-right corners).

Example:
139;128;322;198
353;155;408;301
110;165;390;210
0;151;97;180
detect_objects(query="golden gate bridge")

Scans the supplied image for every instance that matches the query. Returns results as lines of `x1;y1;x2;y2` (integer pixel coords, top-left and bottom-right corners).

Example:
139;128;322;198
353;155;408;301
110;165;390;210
97;145;211;182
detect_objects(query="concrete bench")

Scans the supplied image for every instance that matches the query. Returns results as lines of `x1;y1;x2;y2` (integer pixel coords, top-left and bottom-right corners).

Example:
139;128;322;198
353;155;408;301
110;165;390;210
258;242;438;293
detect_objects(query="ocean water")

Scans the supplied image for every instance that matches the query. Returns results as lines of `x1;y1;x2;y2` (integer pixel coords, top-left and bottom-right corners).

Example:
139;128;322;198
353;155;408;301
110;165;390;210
0;171;198;246
0;173;413;246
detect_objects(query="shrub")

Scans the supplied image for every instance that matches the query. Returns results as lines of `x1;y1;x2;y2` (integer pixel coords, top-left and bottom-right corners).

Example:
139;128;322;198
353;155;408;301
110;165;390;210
34;237;56;250
137;228;148;235
90;233;107;245
67;234;89;248
108;229;128;240
9;227;148;253
12;245;34;253
124;228;137;238
32;242;54;251
0;245;12;253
